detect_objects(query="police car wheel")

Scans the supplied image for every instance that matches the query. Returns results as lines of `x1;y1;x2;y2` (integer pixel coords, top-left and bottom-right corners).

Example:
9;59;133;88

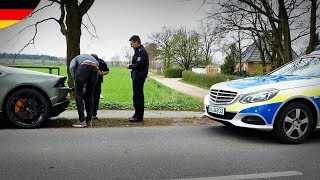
5;88;50;129
273;102;314;144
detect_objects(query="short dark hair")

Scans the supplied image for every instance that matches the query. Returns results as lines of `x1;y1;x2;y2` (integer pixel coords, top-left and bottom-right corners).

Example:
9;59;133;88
129;35;141;44
91;54;98;60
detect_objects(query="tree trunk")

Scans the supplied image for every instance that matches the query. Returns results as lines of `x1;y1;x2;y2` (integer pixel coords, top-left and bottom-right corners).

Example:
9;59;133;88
65;0;82;88
254;36;266;74
306;0;317;54
237;32;242;72
278;0;292;63
66;29;81;88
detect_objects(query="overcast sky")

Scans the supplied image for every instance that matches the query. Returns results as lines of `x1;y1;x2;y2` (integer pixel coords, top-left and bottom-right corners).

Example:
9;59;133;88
0;0;208;61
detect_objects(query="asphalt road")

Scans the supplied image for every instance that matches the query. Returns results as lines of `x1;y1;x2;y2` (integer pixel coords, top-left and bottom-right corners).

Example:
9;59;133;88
1;125;320;180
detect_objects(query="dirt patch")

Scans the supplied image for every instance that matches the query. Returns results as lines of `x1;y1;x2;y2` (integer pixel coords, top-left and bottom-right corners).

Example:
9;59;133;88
43;117;220;128
0;117;221;129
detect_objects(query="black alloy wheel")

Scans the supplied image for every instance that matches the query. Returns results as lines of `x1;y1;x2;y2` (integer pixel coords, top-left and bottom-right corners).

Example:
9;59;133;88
5;88;49;128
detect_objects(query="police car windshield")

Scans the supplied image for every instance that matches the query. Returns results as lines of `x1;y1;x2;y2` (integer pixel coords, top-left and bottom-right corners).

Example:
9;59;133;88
270;57;320;77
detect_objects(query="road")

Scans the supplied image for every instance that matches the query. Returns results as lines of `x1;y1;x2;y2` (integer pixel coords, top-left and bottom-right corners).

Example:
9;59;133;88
1;125;320;179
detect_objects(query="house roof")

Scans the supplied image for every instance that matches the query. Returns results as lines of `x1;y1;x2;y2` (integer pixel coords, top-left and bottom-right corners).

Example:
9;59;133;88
241;43;298;63
241;43;271;63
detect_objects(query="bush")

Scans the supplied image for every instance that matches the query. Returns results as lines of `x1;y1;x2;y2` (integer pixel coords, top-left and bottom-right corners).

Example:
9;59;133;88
182;71;240;88
233;70;250;77
164;68;184;78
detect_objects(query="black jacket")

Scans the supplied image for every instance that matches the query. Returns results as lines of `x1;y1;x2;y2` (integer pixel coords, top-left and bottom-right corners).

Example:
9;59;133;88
129;45;149;80
97;58;109;83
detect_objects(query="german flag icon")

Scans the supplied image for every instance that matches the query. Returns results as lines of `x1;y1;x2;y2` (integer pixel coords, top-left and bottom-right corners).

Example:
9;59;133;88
0;0;41;29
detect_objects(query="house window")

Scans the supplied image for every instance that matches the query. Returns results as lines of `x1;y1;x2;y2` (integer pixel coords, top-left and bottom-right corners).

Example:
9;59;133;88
242;64;247;71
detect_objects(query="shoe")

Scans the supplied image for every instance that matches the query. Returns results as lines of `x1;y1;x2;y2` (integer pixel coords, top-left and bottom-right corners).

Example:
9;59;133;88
129;117;143;122
92;116;98;120
72;120;87;128
86;120;92;127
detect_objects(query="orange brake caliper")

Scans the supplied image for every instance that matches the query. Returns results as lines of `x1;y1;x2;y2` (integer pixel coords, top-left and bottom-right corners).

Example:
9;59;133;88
14;99;25;115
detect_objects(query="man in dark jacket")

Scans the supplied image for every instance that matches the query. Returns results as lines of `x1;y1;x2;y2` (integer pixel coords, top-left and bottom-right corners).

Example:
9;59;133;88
125;35;149;122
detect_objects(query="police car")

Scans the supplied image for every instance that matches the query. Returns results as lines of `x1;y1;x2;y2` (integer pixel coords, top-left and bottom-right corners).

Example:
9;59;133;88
204;46;320;143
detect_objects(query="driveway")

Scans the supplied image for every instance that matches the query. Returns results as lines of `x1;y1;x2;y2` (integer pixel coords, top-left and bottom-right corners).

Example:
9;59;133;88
149;74;208;99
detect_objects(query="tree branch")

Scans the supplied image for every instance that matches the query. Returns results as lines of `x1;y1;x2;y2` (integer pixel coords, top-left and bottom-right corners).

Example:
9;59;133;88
28;1;57;18
238;0;278;22
48;0;62;4
14;18;59;60
194;0;207;14
83;13;99;39
81;22;98;39
58;1;67;36
79;0;95;17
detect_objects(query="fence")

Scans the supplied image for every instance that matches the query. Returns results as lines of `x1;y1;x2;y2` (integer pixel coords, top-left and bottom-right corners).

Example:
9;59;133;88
8;65;60;75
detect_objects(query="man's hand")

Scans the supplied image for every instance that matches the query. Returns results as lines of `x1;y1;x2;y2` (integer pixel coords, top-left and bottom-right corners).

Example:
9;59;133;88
99;71;109;76
82;87;87;95
125;64;130;69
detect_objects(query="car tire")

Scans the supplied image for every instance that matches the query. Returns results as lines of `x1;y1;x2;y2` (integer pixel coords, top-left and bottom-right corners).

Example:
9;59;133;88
5;88;49;128
273;102;315;144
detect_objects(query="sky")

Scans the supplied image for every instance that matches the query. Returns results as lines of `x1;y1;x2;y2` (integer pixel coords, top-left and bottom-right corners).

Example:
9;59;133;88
0;0;209;61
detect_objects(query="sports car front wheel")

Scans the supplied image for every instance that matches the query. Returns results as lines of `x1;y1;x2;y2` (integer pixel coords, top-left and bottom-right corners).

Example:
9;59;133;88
5;88;50;128
273;102;315;144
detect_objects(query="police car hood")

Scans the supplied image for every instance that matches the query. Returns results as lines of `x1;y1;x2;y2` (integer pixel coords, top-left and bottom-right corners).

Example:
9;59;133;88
210;75;320;94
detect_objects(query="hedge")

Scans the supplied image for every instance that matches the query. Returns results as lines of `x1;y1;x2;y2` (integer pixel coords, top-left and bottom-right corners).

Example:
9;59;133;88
182;70;240;88
164;68;184;78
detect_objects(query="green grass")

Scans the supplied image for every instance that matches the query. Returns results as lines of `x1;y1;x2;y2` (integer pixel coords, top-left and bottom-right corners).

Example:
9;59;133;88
18;66;203;111
180;79;210;89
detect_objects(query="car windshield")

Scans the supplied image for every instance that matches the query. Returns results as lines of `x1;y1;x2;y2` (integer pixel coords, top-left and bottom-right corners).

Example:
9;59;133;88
270;56;320;77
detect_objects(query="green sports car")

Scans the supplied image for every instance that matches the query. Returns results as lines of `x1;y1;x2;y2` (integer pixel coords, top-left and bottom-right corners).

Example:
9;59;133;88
0;65;70;128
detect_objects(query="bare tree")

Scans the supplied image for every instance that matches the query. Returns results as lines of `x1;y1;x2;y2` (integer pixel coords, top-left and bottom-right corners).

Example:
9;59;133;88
122;46;133;62
172;28;203;70
110;55;120;67
149;26;175;69
205;0;320;70
145;43;158;69
199;20;218;66
16;0;96;87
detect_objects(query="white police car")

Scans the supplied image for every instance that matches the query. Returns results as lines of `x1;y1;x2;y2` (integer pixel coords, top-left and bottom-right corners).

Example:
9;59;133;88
204;47;320;143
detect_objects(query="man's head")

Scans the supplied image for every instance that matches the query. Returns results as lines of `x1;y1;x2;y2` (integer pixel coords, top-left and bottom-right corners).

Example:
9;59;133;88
129;35;141;49
91;54;98;60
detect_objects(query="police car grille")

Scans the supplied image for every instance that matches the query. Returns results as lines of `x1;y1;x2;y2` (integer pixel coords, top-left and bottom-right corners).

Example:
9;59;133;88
210;89;237;104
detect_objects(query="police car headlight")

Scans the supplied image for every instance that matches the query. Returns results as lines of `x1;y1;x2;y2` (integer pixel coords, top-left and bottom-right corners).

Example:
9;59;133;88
240;89;279;104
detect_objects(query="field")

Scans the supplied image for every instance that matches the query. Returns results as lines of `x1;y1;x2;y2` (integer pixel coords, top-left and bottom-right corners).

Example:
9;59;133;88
19;66;203;111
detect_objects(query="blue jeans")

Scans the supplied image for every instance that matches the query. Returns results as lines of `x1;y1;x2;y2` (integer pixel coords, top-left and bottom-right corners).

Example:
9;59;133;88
74;64;98;122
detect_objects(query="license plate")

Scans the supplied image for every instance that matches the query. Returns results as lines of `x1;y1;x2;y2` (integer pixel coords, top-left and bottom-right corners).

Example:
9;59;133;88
208;106;225;115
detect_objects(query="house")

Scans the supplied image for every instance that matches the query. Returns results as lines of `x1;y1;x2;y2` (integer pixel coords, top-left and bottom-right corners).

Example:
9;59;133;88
205;64;221;74
236;43;298;75
192;64;221;75
236;43;273;75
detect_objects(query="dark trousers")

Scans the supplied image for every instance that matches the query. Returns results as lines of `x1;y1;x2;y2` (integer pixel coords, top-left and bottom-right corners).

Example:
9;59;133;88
84;80;101;117
132;79;145;119
74;65;98;122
